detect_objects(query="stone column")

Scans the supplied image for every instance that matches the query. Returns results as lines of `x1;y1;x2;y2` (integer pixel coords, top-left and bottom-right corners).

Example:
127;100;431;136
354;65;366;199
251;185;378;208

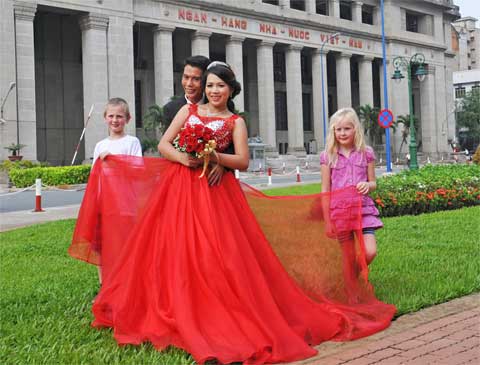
336;52;352;108
279;0;290;9
79;13;109;161
444;58;456;142
245;44;259;137
285;44;305;156
420;72;436;155
191;30;210;57
256;40;276;153
305;0;316;14
386;60;409;154
108;16;136;134
373;6;381;26
352;1;363;23
153;24;175;107
434;65;449;154
13;1;37;160
312;49;329;150
225;35;245;112
358;55;374;107
329;0;340;18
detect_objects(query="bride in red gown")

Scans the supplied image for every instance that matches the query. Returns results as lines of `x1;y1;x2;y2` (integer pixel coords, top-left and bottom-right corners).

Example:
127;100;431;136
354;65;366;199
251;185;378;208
69;63;395;364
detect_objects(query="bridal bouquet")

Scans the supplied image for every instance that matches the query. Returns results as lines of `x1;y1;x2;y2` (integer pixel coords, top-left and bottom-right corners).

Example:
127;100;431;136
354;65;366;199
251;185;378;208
173;123;218;178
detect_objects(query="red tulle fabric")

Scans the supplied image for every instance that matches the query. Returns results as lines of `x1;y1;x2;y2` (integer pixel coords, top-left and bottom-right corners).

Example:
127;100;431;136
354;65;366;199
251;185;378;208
69;156;396;364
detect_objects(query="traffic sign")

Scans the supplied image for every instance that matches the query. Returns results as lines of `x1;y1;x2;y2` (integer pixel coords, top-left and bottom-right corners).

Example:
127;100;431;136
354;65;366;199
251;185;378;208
378;109;394;129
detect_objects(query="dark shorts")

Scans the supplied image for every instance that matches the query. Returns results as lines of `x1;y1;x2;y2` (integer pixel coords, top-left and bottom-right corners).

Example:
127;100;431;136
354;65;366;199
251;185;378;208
362;227;376;235
337;228;376;242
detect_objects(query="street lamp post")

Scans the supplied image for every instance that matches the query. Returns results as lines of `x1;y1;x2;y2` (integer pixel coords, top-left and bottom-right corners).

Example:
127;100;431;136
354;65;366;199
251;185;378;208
320;32;341;145
391;53;427;170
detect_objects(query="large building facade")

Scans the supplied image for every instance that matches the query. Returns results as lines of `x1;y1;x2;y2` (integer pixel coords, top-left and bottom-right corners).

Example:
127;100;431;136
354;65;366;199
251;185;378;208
0;0;460;164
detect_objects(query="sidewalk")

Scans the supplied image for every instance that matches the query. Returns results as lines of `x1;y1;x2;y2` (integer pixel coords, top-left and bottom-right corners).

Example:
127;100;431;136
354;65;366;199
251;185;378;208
0;204;80;232
294;293;479;365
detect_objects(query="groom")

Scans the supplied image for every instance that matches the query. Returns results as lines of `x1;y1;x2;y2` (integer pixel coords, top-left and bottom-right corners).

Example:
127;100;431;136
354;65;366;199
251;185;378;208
162;55;211;128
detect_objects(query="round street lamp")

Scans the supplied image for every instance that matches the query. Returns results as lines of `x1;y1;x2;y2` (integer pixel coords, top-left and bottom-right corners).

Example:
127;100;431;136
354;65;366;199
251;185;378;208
320;32;341;146
391;53;426;170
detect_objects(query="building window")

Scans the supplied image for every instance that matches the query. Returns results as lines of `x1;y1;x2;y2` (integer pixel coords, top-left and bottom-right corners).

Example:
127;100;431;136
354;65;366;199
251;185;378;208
273;50;286;82
472;85;480;94
362;5;374;25
275;91;288;130
316;0;328;15
406;12;419;32
134;80;142;127
340;1;352;20
455;87;466;98
290;0;305;11
302;93;312;131
263;0;279;5
301;53;312;85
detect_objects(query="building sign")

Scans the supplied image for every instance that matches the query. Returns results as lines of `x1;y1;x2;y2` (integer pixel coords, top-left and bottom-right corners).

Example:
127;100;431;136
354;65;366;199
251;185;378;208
220;16;247;30
178;9;207;24
175;6;368;51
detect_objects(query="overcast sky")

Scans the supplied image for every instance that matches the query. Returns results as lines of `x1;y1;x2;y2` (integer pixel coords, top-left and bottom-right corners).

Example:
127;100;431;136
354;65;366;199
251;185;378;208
454;0;480;20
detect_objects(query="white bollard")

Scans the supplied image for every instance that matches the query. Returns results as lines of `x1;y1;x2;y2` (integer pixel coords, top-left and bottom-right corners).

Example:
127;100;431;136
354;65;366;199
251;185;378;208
234;169;240;180
267;168;272;185
296;166;301;183
282;162;286;174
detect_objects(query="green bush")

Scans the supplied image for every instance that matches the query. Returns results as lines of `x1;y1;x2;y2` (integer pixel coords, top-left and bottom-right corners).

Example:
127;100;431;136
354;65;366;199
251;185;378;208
0;159;49;172
374;164;480;217
9;165;91;188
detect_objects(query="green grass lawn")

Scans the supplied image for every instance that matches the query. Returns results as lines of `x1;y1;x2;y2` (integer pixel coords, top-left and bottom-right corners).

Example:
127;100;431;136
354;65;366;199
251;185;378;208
1;205;479;364
263;183;321;196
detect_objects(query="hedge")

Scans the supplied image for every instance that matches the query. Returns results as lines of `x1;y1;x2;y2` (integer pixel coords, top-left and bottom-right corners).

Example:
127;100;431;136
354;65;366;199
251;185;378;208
374;164;480;217
7;162;480;218
9;165;91;188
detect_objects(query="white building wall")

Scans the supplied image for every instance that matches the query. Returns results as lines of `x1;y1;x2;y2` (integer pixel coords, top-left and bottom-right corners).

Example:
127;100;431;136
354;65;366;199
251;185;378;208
0;0;461;161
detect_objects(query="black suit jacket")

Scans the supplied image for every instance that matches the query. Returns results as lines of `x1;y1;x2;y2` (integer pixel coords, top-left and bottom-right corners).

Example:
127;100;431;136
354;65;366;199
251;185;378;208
162;96;188;129
162;95;235;156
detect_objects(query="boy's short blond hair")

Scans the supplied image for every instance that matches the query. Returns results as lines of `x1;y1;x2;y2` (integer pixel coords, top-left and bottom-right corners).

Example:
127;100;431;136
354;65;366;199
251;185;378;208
103;97;131;118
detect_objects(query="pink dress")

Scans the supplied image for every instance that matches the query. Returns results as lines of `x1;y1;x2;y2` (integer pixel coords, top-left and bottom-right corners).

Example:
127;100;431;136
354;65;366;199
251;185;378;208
320;147;383;229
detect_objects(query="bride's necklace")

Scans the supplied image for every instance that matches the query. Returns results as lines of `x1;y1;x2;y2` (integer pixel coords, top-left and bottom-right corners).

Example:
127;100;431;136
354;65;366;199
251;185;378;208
206;106;228;117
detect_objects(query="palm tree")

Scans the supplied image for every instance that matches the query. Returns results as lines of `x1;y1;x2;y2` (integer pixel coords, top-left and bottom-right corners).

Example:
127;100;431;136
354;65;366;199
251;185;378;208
394;114;420;153
142;104;166;134
357;104;382;145
140;104;167;154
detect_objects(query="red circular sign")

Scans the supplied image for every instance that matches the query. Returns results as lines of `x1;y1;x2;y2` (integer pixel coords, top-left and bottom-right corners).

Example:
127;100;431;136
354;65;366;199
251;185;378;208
378;109;394;129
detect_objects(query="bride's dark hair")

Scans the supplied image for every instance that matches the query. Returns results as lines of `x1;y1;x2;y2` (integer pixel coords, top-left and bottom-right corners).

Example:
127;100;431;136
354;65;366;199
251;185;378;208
202;63;241;113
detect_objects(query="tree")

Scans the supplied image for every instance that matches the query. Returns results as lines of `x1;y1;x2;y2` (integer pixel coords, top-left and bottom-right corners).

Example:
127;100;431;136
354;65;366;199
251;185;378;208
142;104;166;134
140;104;167;154
357;104;382;145
456;89;480;151
394;114;420;153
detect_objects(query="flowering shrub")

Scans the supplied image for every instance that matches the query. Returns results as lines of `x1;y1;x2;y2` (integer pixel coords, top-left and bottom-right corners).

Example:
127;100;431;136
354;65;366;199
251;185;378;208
374;164;480;217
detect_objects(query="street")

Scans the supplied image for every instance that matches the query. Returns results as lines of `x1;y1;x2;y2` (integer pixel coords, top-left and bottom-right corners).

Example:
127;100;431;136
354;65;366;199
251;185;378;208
0;165;406;213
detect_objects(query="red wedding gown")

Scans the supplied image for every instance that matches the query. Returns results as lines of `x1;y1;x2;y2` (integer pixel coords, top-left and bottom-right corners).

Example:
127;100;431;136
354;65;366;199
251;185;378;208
69;107;396;364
